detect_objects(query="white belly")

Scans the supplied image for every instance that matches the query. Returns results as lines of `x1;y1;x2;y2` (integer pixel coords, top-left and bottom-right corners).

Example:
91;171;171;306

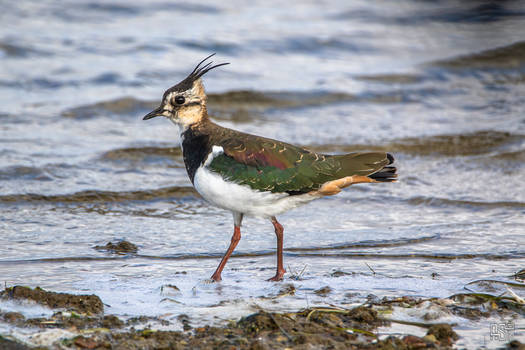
193;166;319;218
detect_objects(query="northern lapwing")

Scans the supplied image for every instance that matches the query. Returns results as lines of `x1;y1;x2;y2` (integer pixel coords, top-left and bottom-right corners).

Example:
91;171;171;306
143;54;397;282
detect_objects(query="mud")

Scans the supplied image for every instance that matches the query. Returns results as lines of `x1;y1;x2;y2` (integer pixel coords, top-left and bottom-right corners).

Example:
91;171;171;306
507;340;525;349
514;269;525;282
2;285;524;349
426;324;458;347
0;336;33;350
1;287;103;315
93;240;138;254
8;307;451;350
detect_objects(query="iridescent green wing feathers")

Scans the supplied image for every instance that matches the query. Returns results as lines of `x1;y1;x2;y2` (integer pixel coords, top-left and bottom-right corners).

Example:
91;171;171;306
207;127;393;193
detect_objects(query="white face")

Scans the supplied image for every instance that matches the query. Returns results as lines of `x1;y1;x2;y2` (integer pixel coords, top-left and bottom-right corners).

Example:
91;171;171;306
162;80;207;127
143;79;207;128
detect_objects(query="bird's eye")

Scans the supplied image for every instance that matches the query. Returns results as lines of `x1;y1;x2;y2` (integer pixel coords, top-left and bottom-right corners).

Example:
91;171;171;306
174;96;185;105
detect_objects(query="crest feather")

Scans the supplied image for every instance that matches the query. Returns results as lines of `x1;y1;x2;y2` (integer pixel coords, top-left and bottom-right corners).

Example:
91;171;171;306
163;54;229;98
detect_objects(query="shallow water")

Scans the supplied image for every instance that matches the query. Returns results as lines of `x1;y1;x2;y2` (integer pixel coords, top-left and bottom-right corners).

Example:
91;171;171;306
1;0;524;348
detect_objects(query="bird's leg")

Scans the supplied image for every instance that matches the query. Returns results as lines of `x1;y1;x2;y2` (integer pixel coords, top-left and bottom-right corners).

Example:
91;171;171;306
210;213;243;282
210;226;240;282
268;216;286;281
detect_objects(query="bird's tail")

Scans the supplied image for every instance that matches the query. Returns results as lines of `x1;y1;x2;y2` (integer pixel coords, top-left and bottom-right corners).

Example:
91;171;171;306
332;152;397;182
368;153;397;182
314;152;397;196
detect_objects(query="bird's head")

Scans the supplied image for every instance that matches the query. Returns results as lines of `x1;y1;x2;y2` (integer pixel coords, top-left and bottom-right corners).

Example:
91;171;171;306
143;54;229;128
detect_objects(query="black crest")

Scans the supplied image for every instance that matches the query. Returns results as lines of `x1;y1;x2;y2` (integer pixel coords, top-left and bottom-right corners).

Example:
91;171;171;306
163;53;229;99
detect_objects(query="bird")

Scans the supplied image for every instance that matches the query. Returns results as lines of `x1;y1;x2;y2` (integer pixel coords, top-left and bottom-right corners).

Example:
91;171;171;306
143;54;397;282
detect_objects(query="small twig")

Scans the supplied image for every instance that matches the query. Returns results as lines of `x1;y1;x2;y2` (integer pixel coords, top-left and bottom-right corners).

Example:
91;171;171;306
337;327;377;338
253;304;293;341
160;297;182;304
466;279;525;289
298;264;308;277
506;287;525;304
365;262;376;275
512;269;525;280
288;264;308;280
379;317;457;328
305;291;310;309
80;327;111;334
454;292;520;303
267;311;293;341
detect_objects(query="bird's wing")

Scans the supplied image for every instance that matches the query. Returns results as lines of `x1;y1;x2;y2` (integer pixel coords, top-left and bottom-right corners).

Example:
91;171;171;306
206;130;393;194
213;131;304;170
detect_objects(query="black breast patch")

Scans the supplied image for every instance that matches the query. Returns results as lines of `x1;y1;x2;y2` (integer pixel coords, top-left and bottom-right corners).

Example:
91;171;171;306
181;128;211;183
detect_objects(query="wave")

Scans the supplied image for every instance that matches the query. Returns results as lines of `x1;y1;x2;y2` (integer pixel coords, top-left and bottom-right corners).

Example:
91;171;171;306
178;40;239;55
430;41;525;70
0;166;53;181
354;73;422;84
60;92;356;120
62;97;156;118
285;235;439;251
59;89;428;121
100;146;183;165
391;131;524;156
333;3;525;25
0;186;197;204
97;130;523;170
50;2;219;23
309;130;524;157
2;250;523;265
407;196;525;209
490;150;525;161
0;41;51;58
250;36;376;54
292;251;525;260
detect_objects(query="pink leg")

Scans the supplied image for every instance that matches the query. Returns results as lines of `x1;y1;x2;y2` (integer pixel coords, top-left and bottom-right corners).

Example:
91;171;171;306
210;225;241;282
268;217;286;281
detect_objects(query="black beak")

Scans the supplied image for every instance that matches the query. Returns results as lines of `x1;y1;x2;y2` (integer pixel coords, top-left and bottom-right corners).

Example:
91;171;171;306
143;106;163;120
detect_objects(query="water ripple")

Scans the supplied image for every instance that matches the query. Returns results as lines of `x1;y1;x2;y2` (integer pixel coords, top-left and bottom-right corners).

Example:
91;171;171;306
407;196;525;209
1;249;522;266
430;41;525;70
0;186;197;204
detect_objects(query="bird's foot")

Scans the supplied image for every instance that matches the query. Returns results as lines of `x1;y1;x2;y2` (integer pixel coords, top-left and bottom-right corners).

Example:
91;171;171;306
209;273;222;282
202;278;219;284
267;269;286;282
